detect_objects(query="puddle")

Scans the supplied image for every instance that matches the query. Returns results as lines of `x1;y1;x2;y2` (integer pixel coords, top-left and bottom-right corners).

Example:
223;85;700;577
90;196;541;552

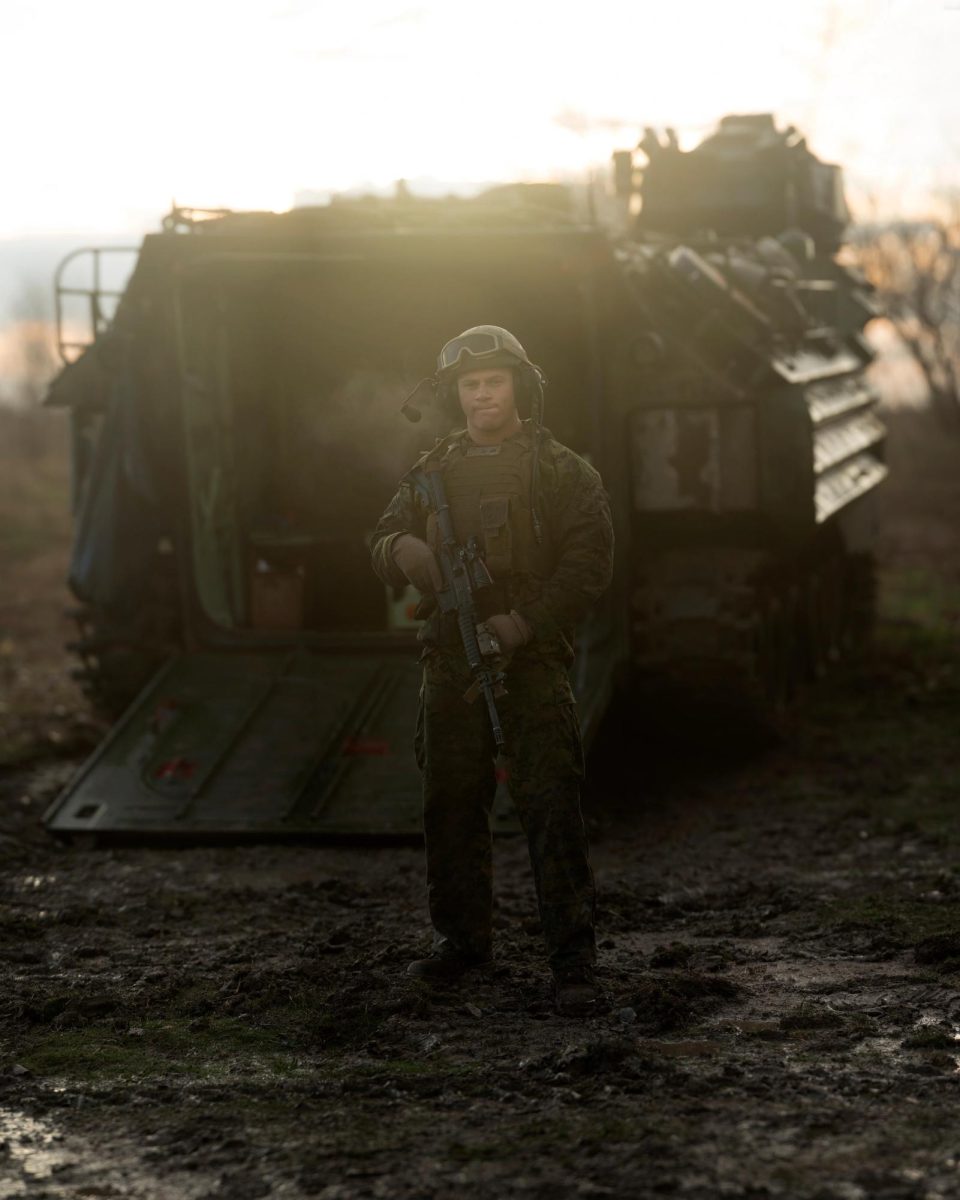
0;1108;73;1197
637;1039;723;1058
0;1106;215;1199
713;1019;784;1037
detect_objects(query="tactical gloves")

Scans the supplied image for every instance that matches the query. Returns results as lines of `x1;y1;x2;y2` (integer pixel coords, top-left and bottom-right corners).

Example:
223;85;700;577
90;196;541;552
390;536;533;652
391;534;443;592
484;610;533;653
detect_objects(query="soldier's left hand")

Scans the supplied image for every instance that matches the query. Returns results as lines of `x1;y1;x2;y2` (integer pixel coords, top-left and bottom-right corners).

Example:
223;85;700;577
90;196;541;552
484;611;533;653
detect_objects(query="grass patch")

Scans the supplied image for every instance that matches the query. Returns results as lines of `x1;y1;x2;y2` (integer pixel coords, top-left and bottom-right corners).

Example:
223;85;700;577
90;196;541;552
881;567;960;634
820;892;960;950
792;610;960;838
18;1016;301;1082
901;1026;957;1051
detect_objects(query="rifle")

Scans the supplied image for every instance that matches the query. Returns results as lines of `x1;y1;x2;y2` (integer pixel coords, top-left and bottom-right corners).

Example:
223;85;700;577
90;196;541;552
421;462;507;748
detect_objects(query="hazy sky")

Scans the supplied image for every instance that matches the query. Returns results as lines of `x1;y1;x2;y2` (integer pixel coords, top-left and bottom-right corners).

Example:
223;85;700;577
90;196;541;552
2;0;959;238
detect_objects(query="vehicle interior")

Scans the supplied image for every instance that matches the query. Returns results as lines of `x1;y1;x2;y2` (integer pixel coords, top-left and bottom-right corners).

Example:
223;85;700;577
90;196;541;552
173;245;603;637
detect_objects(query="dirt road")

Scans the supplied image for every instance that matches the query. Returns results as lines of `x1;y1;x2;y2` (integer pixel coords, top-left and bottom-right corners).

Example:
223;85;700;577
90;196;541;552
2;407;960;1198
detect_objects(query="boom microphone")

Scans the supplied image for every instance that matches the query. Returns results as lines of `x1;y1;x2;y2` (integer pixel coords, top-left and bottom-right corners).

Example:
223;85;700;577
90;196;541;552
400;376;435;423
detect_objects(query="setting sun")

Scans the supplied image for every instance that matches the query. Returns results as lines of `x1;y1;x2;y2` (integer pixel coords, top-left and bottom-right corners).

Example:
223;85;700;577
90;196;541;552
2;0;958;239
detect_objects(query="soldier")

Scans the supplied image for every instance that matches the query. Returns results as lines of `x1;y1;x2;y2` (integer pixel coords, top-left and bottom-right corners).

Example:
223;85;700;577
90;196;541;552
370;326;613;1015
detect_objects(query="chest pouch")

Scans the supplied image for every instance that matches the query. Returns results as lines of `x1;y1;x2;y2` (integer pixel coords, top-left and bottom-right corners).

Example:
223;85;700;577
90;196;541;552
480;496;513;578
424;435;545;582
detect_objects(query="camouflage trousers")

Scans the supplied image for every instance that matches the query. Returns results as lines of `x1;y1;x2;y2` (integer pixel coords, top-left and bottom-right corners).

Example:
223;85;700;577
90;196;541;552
414;647;596;972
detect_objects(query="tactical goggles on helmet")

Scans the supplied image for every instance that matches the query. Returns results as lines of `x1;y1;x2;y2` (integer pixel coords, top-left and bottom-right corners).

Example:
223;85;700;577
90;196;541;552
437;331;522;373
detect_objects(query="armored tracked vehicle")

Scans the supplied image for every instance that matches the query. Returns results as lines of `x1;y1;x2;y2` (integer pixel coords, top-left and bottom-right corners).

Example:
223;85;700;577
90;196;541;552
615;113;885;708
44;113;885;838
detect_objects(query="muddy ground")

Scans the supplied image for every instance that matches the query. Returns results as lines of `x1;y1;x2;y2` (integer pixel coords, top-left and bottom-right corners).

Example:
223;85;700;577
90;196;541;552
2;405;960;1199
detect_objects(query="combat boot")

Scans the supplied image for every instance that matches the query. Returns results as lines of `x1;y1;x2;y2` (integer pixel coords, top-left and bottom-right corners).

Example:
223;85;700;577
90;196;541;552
406;948;492;982
553;965;601;1016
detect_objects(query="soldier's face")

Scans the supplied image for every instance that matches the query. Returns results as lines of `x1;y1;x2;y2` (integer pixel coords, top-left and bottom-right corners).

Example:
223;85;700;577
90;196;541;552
457;368;519;439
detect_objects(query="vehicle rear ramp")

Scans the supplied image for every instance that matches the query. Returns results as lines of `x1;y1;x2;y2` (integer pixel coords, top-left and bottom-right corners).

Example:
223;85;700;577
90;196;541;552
43;649;457;839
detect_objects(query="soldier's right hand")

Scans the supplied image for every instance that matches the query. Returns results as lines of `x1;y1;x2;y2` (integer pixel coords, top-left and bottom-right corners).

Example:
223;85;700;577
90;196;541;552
391;535;443;593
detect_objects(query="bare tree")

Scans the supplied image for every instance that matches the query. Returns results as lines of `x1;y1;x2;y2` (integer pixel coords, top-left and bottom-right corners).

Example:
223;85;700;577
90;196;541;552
851;215;960;425
0;277;61;458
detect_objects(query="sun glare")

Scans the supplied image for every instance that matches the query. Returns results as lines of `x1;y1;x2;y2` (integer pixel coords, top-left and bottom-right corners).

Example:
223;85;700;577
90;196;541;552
0;0;958;237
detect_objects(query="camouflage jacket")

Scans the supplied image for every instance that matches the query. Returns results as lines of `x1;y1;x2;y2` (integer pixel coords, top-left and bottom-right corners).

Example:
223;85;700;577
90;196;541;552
370;423;614;660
